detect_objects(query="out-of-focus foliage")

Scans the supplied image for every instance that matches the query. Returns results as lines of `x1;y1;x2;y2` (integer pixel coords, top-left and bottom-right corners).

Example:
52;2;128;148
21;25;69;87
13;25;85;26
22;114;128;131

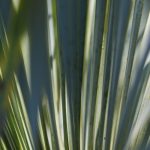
0;0;150;149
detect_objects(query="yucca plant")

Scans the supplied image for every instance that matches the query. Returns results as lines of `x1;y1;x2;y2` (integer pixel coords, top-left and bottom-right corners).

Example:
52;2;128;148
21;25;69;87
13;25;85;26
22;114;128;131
0;0;150;149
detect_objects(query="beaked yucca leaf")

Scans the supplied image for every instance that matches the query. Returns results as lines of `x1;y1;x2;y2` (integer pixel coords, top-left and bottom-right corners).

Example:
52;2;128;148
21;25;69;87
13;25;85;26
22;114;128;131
0;0;150;149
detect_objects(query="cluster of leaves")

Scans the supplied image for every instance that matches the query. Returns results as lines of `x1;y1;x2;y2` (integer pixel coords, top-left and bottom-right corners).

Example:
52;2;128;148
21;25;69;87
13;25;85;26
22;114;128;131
0;0;150;149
